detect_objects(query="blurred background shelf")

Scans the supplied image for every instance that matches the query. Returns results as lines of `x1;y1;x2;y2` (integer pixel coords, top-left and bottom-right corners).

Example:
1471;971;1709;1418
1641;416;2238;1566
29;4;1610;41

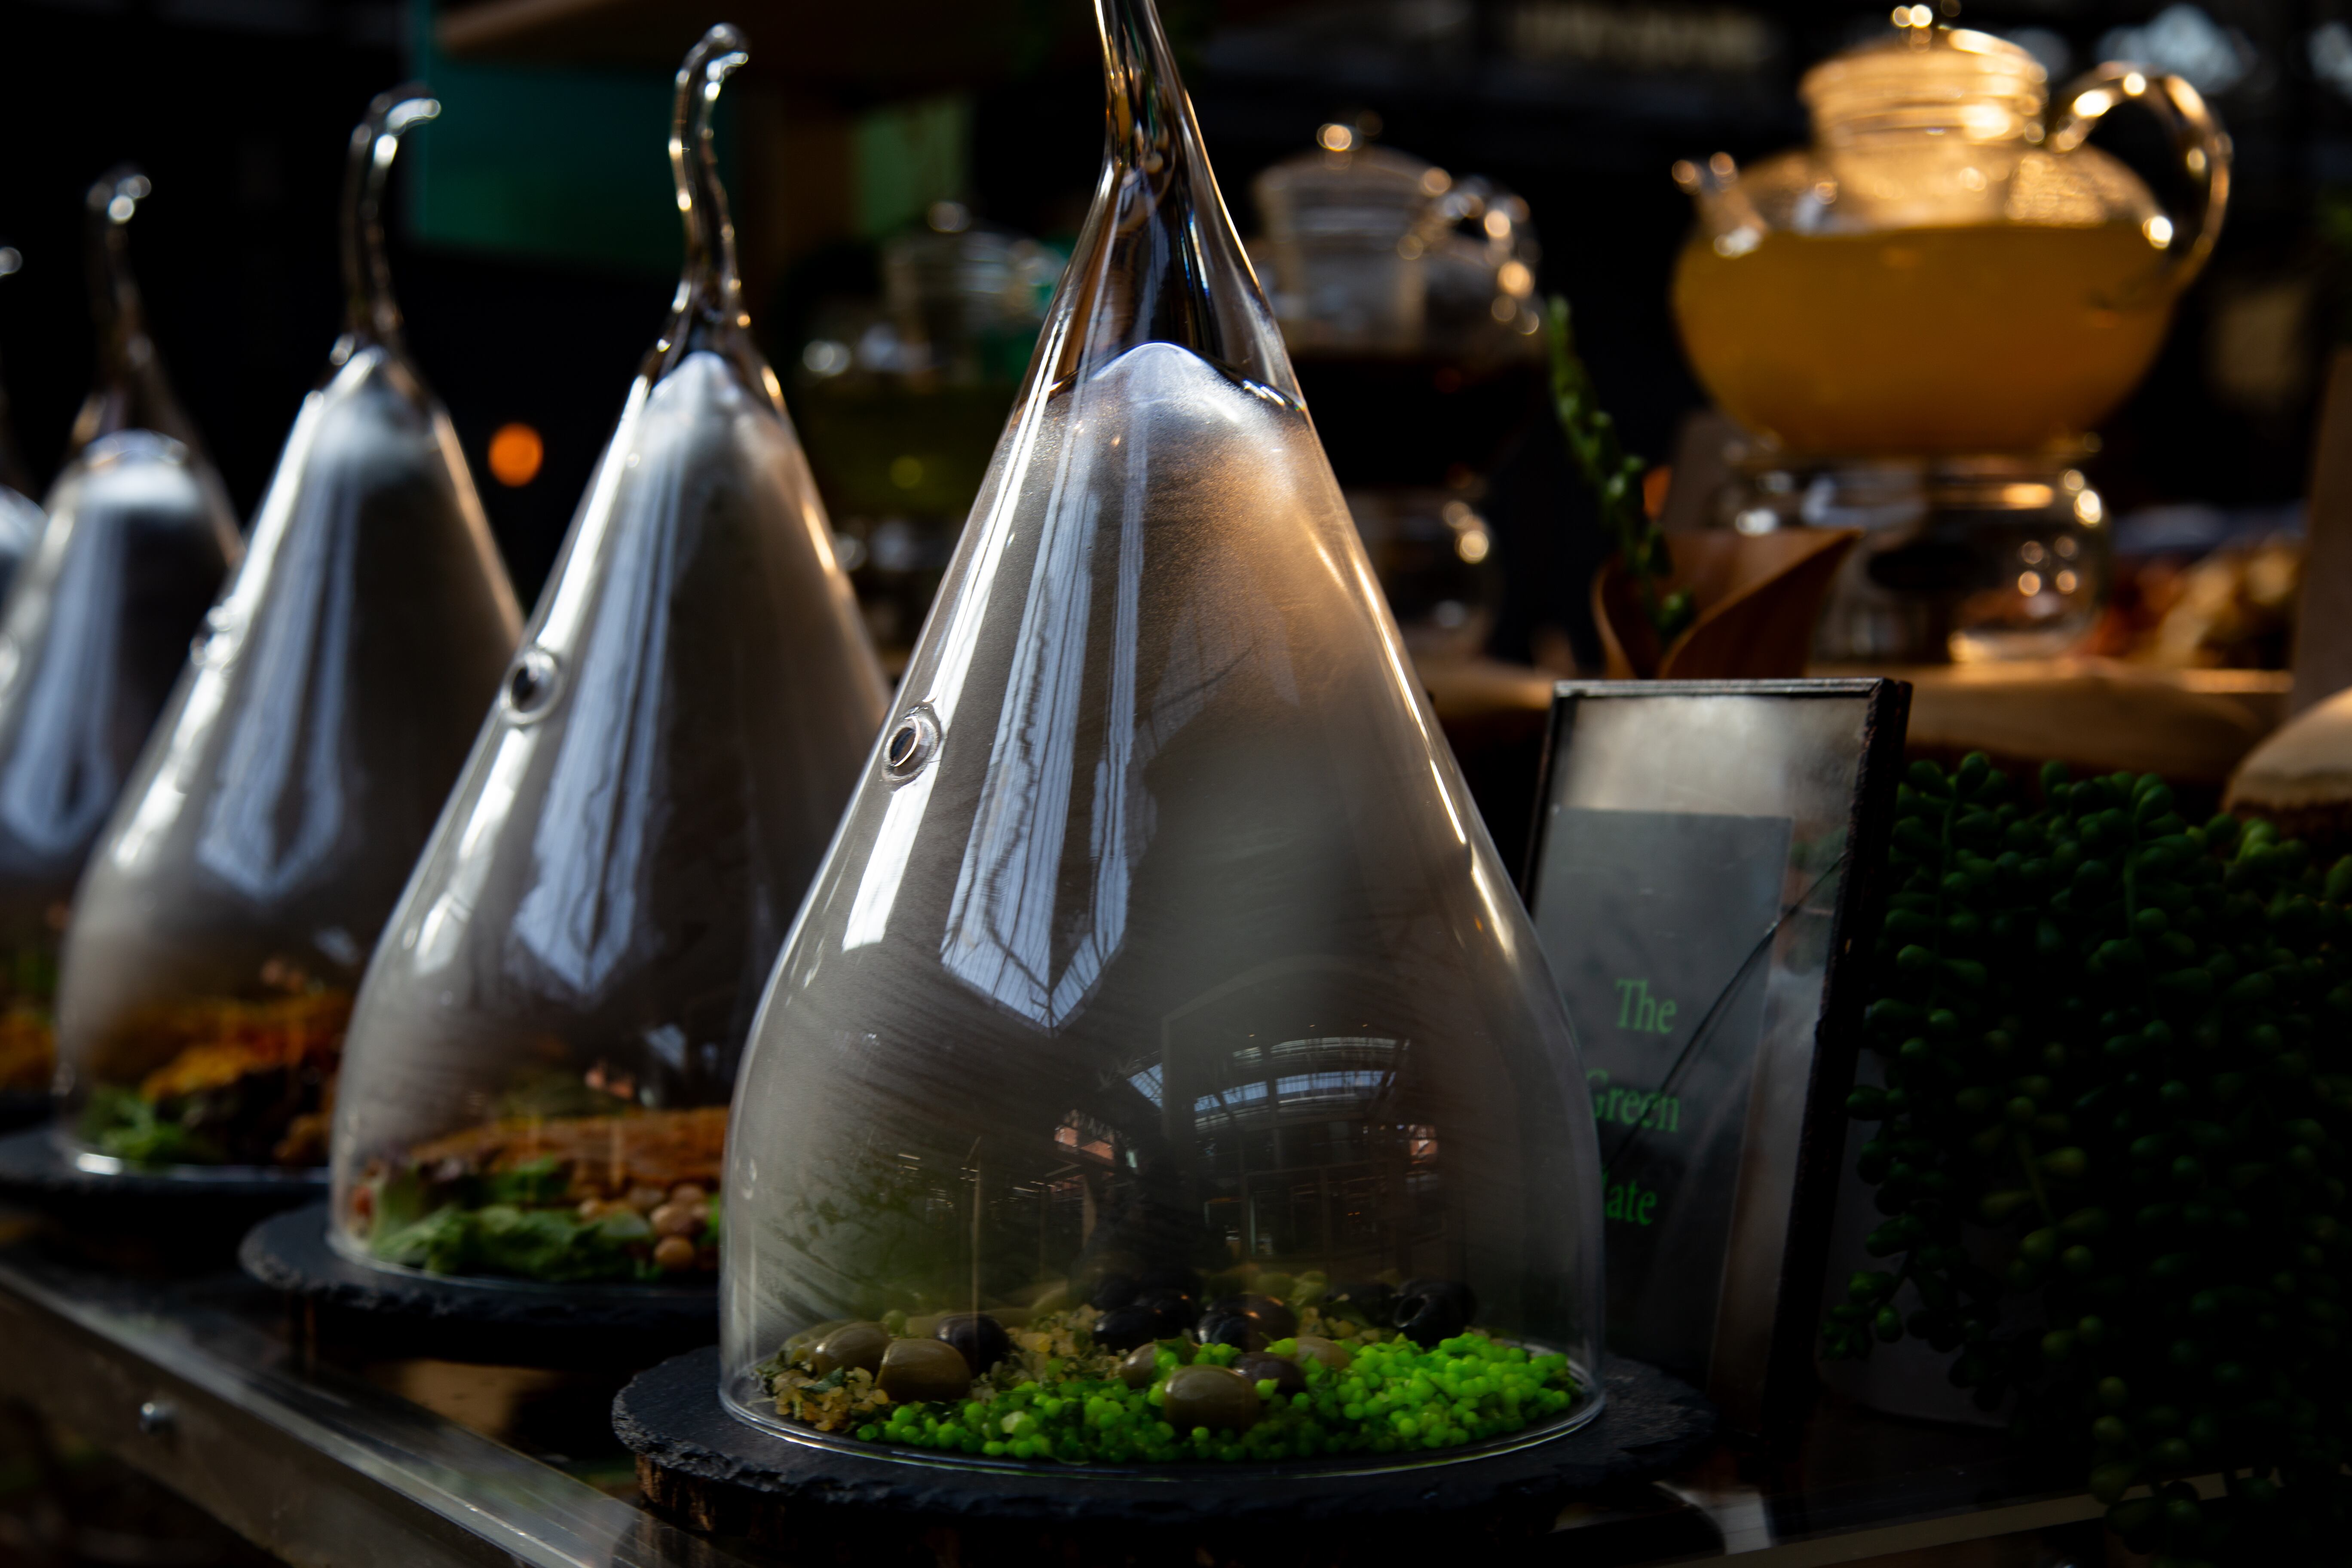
5;0;2332;692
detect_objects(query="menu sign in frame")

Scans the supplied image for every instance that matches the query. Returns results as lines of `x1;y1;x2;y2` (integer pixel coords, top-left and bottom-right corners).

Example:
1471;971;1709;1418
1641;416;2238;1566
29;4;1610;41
1522;678;1908;1439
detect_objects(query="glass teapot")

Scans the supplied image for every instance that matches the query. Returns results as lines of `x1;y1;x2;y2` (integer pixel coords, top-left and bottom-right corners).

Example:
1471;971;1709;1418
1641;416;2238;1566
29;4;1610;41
1672;13;2230;459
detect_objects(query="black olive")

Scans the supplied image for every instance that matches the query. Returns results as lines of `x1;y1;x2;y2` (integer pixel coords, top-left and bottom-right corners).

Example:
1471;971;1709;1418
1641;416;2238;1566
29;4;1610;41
1211;1292;1298;1341
1134;1287;1194;1333
1393;1279;1478;1347
1325;1281;1396;1326
935;1313;1011;1372
1196;1310;1268;1351
1091;1305;1165;1351
1234;1352;1306;1396
1089;1273;1139;1312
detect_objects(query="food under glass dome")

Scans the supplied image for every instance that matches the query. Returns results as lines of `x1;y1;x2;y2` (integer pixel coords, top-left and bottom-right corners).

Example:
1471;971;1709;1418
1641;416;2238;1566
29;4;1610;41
326;30;888;1289
717;0;1605;1471
0;170;240;1105
51;92;521;1176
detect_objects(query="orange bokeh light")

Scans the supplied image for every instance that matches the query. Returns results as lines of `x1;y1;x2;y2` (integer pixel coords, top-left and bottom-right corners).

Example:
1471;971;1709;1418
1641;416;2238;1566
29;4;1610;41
487;423;544;488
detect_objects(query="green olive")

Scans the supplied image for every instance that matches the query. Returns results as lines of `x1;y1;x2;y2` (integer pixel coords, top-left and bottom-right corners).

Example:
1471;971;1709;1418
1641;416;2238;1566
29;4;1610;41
877;1338;971;1403
1291;1334;1351;1372
784;1319;850;1363
811;1321;889;1375
1161;1364;1260;1432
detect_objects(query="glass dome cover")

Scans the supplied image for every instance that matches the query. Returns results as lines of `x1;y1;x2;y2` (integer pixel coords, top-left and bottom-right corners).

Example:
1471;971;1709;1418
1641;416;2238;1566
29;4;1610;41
0;252;46;1097
54;91;522;1176
0;171;241;1106
719;0;1604;1471
328;29;888;1288
0;247;43;606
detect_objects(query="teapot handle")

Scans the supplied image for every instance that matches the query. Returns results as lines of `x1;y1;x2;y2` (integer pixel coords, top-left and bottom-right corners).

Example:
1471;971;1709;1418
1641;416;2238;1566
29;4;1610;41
2047;65;2231;296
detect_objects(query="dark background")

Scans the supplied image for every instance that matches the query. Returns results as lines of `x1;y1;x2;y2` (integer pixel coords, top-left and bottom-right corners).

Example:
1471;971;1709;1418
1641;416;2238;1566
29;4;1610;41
0;0;2340;652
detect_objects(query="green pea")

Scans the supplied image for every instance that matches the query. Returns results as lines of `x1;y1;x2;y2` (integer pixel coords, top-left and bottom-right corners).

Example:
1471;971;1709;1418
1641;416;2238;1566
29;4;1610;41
2089;1461;2140;1504
2040;1147;2089;1180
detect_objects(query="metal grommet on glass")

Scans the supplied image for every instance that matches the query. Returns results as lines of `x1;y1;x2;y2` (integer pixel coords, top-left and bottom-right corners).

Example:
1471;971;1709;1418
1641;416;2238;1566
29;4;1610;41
880;705;940;785
501;646;560;721
190;605;242;669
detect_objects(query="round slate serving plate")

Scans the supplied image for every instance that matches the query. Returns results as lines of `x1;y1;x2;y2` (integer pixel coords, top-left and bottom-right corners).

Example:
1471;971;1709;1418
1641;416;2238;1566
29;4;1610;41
0;1091;49;1136
240;1202;719;1366
0;1124;329;1200
0;1124;327;1267
613;1343;1714;1557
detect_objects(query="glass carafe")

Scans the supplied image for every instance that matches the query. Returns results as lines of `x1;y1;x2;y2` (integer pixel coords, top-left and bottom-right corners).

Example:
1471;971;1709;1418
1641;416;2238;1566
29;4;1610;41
328;29;889;1286
53;91;522;1175
1246;136;1534;661
1672;20;2228;460
0;173;240;1103
719;0;1604;1471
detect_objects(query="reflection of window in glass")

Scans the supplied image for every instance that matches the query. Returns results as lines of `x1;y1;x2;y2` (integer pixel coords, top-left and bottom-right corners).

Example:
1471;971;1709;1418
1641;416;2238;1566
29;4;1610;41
1167;1029;1462;1276
1053;1112;1118;1164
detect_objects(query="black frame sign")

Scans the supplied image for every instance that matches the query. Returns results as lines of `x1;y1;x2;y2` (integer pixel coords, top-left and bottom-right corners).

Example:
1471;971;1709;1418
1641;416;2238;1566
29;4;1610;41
1522;678;1908;1438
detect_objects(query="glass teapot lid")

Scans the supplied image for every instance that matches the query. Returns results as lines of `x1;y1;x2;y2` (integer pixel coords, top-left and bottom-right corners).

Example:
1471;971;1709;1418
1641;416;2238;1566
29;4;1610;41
1681;14;2229;265
717;0;1605;1473
1801;22;2049;149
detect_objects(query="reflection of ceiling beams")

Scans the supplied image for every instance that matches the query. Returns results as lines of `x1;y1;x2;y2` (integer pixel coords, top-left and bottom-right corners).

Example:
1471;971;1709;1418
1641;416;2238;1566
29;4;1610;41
435;0;1326;97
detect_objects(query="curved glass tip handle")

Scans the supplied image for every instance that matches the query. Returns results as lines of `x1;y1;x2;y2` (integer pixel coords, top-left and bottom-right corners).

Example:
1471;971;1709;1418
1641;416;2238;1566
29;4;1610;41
667;25;750;346
84;166;154;363
343;85;440;348
1030;0;1290;399
2048;64;2231;300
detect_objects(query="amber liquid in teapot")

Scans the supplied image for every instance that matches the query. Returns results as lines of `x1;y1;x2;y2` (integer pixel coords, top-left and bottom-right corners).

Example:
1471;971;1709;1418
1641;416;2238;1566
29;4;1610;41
1671;24;2224;460
1675;220;2170;456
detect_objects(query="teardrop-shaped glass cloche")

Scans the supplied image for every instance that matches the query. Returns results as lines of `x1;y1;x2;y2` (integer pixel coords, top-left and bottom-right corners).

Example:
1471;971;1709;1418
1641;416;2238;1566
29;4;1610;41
0;173;241;1112
0;246;44;606
328;29;889;1286
54;92;523;1176
720;0;1605;1470
0;248;49;1100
